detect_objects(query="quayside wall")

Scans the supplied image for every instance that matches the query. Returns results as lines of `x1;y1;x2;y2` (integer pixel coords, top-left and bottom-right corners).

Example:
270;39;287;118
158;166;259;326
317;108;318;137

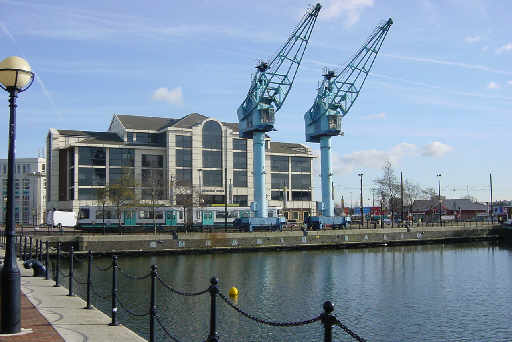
28;225;504;255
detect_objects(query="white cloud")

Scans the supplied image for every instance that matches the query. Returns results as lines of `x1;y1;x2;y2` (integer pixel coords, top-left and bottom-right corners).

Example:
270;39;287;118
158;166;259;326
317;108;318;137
152;87;184;105
320;0;374;25
421;141;453;157
507;80;512;86
496;43;512;54
362;112;386;120
487;81;500;89
464;35;481;44
313;141;454;176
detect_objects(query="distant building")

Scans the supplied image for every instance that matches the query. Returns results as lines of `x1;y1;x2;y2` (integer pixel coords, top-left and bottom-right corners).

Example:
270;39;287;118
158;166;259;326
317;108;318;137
410;198;487;222
46;113;316;222
0;157;46;225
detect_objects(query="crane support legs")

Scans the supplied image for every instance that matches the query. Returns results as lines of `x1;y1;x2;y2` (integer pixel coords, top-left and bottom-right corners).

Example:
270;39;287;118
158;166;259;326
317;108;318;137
320;136;334;217
253;132;267;218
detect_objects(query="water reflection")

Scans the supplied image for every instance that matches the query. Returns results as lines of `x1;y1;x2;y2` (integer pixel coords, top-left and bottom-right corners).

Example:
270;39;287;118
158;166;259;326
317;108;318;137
66;242;512;342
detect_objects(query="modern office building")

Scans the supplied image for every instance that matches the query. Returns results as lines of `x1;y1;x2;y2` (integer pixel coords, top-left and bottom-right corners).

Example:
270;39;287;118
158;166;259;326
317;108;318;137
0;157;46;225
46;113;315;222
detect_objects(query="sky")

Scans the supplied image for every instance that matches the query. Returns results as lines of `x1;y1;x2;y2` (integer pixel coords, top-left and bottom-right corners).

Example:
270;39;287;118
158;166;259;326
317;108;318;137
1;0;511;205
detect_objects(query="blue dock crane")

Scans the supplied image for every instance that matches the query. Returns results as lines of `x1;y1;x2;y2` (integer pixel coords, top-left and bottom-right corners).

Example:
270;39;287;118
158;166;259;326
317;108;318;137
236;4;321;230
304;18;393;229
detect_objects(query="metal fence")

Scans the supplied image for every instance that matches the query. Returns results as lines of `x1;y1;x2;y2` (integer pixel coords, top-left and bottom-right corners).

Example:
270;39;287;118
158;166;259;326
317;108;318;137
7;234;366;342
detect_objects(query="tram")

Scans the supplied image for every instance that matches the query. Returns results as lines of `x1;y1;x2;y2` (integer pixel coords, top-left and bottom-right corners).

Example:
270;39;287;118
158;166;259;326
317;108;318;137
77;205;282;231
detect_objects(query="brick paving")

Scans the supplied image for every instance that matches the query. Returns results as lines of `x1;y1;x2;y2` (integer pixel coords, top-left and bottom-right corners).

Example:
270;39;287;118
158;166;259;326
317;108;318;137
0;292;64;342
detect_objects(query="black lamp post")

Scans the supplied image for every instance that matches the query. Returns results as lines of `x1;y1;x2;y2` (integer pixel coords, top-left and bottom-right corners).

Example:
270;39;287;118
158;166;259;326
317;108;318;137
358;173;363;227
0;56;34;334
436;173;442;226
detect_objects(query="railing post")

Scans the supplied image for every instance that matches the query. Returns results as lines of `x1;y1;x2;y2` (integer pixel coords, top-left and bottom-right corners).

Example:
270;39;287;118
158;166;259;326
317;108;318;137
109;255;119;326
23;235;27;261
321;301;335;342
45;241;49;280
54;242;61;287
86;250;92;309
29;236;33;260
68;246;74;296
208;277;219;342
150;264;157;342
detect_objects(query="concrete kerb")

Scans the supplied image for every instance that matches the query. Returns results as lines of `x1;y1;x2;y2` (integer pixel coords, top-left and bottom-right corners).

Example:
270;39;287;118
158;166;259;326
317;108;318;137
11;254;147;342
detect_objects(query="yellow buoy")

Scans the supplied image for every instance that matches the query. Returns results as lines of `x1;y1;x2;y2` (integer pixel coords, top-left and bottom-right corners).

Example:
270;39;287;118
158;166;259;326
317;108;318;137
229;286;239;297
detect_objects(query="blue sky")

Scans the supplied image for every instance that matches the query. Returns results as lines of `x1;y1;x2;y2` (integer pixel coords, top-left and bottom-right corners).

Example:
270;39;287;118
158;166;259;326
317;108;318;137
1;0;511;203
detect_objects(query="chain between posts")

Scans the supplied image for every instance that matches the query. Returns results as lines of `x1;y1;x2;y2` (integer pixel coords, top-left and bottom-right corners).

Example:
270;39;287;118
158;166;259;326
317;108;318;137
218;292;322;327
334;318;367;342
156;275;210;297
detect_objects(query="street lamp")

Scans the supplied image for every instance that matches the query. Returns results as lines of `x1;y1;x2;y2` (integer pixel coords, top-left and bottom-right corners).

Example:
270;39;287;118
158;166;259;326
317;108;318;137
358;173;363;227
436;173;442;226
0;56;34;334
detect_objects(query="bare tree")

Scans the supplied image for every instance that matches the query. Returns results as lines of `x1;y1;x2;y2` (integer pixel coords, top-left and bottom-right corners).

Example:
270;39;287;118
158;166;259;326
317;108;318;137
108;169;137;234
95;187;109;234
142;176;165;235
173;181;203;231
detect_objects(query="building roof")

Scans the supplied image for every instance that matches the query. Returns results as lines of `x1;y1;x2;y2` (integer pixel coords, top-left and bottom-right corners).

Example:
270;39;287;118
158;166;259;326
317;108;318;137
269;142;310;155
172;113;209;128
411;198;487;212
115;113;240;131
116;114;179;131
57;130;124;144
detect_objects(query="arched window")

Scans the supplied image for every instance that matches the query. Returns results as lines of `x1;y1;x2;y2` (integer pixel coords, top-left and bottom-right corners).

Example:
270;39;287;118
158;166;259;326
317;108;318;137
202;121;222;149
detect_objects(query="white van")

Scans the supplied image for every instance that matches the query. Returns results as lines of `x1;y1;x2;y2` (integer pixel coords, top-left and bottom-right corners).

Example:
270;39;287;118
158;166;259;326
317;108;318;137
47;210;77;229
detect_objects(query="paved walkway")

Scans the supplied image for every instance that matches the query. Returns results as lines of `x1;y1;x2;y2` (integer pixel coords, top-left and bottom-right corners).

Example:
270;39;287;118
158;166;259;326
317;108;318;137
0;249;147;342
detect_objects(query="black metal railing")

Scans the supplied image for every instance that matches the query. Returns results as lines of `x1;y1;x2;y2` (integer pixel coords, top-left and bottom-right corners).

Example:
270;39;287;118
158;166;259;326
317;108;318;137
15;238;366;342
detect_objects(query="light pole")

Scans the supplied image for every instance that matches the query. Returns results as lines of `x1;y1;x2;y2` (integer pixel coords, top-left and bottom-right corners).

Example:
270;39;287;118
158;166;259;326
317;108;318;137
358;173;363;227
436;173;442;225
0;56;35;334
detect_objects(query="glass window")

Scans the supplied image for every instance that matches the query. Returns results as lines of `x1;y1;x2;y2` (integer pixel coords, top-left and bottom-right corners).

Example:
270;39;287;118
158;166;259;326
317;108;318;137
291;157;311;172
109;168;134;185
233;195;248;207
79;147;106;166
202;195;225;205
233;139;247;151
142;154;163;168
127;132;134;143
78;188;98;200
68;148;75;168
134;133;164;146
176;194;192;205
109;148;134;167
142;188;165;200
176;149;192;167
176;135;192;148
176;169;192;186
271;156;288;172
78;208;89;219
233;152;247;169
233;171;247;187
271;173;288;189
292;191;311;201
271;191;288;201
97;209;114;219
203;150;222;168
203;170;222;187
142;169;164;187
138;210;163;219
291;174;311;190
68;167;74;186
78;168;106;186
202;121;222;149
